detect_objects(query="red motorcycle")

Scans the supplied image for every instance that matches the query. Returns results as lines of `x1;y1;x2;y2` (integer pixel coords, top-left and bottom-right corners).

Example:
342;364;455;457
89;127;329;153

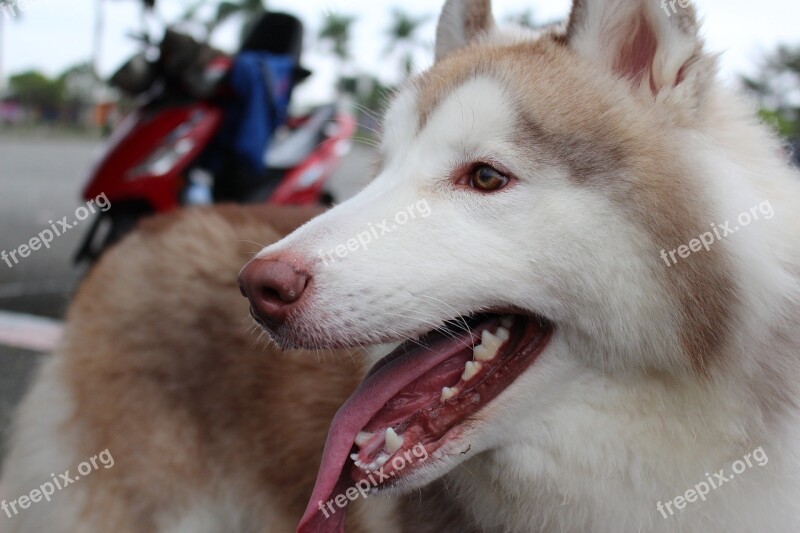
76;9;355;263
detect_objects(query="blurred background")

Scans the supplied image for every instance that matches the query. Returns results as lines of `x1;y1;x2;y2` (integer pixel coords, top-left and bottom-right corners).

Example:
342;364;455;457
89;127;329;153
0;0;798;455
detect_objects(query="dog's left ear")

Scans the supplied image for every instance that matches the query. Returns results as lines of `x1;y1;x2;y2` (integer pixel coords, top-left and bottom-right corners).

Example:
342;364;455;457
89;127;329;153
435;0;495;62
565;0;703;95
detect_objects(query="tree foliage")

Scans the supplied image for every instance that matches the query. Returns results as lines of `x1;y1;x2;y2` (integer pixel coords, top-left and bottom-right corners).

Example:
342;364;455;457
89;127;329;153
177;0;267;36
8;70;64;110
210;0;265;32
318;13;357;62
385;8;430;78
743;45;800;137
7;62;95;123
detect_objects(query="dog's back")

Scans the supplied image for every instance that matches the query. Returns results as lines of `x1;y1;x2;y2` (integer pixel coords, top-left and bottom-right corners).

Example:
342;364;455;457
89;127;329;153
0;206;396;533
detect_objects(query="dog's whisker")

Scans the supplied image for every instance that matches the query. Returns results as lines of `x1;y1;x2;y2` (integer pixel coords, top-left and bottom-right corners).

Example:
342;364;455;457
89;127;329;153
383;311;466;346
405;295;475;342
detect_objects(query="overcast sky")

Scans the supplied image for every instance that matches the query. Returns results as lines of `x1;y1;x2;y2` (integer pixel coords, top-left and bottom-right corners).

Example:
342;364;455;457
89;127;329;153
2;0;799;104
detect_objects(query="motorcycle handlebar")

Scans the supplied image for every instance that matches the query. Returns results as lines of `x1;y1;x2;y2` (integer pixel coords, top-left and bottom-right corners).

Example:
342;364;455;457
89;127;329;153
125;31;152;45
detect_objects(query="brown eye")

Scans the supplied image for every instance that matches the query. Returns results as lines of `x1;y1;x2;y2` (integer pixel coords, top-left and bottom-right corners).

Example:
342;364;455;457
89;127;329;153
470;165;509;191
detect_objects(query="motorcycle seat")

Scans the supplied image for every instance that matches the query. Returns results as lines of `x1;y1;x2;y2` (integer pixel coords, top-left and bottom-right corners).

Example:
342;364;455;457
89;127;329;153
265;105;337;169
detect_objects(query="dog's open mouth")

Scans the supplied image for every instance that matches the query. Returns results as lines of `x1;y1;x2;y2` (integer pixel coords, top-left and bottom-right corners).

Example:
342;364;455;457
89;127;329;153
298;313;554;532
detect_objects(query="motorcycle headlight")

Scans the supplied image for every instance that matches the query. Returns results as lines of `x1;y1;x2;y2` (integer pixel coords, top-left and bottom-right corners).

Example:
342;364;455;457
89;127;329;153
126;135;196;180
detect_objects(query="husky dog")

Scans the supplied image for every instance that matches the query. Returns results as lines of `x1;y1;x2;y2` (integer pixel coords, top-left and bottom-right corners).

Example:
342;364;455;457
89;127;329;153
238;0;800;531
0;206;392;533
5;0;800;532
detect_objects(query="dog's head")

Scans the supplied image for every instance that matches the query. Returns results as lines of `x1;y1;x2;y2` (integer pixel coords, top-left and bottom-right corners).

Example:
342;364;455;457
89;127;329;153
239;0;785;530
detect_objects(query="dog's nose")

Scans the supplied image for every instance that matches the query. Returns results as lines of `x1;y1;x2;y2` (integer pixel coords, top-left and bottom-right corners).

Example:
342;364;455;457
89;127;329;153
238;258;310;327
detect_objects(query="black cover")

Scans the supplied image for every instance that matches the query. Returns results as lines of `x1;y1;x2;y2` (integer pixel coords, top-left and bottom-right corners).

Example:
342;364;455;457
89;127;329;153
241;12;304;62
240;12;311;84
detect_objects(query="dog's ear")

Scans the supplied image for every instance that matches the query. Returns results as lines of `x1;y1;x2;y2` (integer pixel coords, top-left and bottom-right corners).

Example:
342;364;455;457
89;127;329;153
565;0;703;94
435;0;495;62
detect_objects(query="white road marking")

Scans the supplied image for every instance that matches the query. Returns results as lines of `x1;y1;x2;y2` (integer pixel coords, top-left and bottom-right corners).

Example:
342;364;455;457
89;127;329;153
0;310;63;353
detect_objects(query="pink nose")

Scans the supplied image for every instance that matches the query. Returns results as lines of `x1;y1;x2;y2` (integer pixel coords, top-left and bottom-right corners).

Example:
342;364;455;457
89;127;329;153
238;258;310;328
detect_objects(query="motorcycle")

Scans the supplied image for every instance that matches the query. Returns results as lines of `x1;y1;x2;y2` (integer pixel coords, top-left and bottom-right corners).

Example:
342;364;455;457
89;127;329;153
75;7;355;263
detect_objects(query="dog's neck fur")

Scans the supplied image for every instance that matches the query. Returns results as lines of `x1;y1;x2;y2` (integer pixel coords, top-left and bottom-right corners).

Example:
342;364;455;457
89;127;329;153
400;302;800;532
397;83;800;530
391;24;800;532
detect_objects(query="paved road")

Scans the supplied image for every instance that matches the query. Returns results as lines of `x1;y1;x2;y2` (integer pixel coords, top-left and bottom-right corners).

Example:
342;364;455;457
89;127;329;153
0;133;375;455
0;136;98;318
0;135;96;455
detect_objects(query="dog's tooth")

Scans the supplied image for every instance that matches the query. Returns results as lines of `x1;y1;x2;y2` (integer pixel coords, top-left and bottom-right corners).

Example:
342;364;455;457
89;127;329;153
384;427;403;454
501;317;513;328
355;431;374;447
350;453;360;463
474;343;498;362
374;453;389;469
496;327;510;341
482;330;504;353
441;386;458;402
461;361;482;381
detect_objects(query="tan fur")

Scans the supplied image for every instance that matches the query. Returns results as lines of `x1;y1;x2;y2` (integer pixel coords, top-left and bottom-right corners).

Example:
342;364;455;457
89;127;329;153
49;205;376;531
434;0;494;62
460;1;492;44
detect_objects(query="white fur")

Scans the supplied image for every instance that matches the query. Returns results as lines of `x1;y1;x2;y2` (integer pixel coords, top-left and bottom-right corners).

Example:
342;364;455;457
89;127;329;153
568;0;698;91
5;1;800;531
254;1;800;531
1;358;87;533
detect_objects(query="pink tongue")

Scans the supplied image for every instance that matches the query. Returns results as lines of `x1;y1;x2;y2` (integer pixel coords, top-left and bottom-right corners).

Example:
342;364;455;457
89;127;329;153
297;332;475;533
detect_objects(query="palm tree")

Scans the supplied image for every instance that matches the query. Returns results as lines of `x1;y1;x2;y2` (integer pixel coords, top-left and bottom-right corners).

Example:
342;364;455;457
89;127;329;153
209;0;266;33
318;12;356;77
385;8;429;79
175;0;267;42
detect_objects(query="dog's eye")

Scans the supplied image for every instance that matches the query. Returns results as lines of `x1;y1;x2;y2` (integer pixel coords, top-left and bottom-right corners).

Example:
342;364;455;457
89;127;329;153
470;166;509;192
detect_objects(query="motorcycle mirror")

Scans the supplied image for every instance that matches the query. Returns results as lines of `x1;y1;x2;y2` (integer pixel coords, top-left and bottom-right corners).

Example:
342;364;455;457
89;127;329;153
294;66;312;85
